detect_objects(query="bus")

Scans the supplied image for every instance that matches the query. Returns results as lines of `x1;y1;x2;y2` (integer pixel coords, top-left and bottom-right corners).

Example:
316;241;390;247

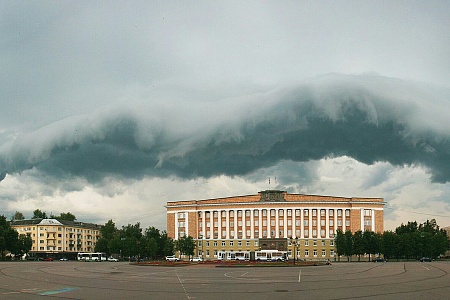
255;250;288;262
217;251;250;261
77;252;107;262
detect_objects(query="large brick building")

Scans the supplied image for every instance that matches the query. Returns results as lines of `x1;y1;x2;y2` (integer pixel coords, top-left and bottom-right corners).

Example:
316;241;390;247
166;190;384;260
11;218;102;260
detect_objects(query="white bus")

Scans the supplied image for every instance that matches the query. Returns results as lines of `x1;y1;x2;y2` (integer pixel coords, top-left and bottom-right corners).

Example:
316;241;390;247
255;250;288;262
77;252;107;262
234;251;250;261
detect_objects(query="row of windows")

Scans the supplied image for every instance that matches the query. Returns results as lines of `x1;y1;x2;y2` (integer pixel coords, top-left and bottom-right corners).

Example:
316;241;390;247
198;239;335;247
178;209;355;219
195;228;341;238
197;249;335;257
194;219;351;228
17;227;99;235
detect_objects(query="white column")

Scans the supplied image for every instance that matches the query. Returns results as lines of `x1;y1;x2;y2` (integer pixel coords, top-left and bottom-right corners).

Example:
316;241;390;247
175;212;179;240
317;209;321;238
300;209;304;238
225;210;230;239
267;210;271;238
325;209;330;238
283;209;288;238
259;209;263;238
291;209;296;239
210;211;214;239
342;210;346;232
250;210;255;239
218;210;222;239
234;210;238;239
308;210;312;238
361;209;364;231
334;209;338;234
185;212;189;238
275;209;279;238
242;210;246;239
371;209;375;231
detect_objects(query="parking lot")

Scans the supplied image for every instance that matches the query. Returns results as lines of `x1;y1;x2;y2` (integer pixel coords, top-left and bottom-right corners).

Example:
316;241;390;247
0;261;449;299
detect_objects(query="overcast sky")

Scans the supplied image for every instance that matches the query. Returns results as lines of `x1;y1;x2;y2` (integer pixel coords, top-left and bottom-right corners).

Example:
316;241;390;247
1;1;450;231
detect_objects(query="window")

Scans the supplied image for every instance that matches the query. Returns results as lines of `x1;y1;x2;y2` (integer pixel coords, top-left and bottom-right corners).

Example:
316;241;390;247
279;220;284;226
238;241;242;247
214;241;217;246
214;211;218;217
364;220;371;226
330;240;334;246
296;209;301;216
304;230;309;237
322;250;326;257
287;219;292;226
271;220;275;226
178;212;185;219
320;230;325;237
320;220;325;226
305;250;309;257
345;220;350;227
238;221;243;226
238;210;242;217
364;209;372;216
222;221;226;227
229;241;234;246
270;210;275;216
305;240;309;246
222;241;226;247
321;240;325;246
246;221;251;227
214;221;218;227
312;209;317;216
312;229;317;237
329;209;334;216
246;230;251;236
262;220;267;227
254;240;259;246
304;220;309;226
337;209;342;217
313;240;317;246
279;210;284;216
337;220;342;226
222;211;227;217
321;210;325;216
222;231;226;237
313;250;317;257
345;210;350;217
254;210;259;216
263;210;267;216
254;220;259;226
206;241;210;247
287;209;292;216
246;241;250;246
312;220;317;226
246;210;251;217
330;250;335;256
304;209;309;216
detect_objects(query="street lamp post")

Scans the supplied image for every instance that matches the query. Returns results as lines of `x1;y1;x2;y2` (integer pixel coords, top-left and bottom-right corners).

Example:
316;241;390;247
291;237;299;265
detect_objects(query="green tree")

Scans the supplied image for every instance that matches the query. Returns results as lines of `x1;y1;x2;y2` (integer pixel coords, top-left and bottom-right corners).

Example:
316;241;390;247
11;211;25;221
352;230;365;261
56;212;76;221
334;229;345;261
176;236;196;259
32;209;47;219
381;230;397;260
344;230;354;261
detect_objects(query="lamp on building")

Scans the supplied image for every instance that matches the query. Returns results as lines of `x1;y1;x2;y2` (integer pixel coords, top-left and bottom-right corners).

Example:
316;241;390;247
291;237;299;265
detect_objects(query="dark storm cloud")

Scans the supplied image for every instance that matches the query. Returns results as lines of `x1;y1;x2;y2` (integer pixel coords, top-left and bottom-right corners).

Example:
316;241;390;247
0;74;449;186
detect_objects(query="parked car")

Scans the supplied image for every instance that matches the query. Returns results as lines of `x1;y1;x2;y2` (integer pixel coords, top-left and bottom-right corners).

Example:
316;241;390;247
190;257;203;262
165;255;180;262
60;257;68;261
373;257;386;262
108;257;119;262
43;257;53;261
420;257;432;262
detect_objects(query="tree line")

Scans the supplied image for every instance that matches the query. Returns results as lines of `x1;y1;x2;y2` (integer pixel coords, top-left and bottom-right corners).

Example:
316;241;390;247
334;219;449;261
11;209;77;222
0;215;32;260
94;220;197;260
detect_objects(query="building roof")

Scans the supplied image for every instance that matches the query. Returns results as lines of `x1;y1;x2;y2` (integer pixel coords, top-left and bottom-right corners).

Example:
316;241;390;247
11;218;102;229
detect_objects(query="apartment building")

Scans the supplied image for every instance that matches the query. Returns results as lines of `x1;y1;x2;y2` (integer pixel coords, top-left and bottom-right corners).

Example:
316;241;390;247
166;190;384;260
11;218;102;259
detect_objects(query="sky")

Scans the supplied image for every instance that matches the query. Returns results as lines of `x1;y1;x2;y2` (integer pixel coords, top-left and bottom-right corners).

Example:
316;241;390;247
1;1;450;232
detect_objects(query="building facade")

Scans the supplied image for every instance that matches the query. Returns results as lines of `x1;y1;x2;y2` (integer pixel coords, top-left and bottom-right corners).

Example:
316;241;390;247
166;190;384;260
11;218;102;259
